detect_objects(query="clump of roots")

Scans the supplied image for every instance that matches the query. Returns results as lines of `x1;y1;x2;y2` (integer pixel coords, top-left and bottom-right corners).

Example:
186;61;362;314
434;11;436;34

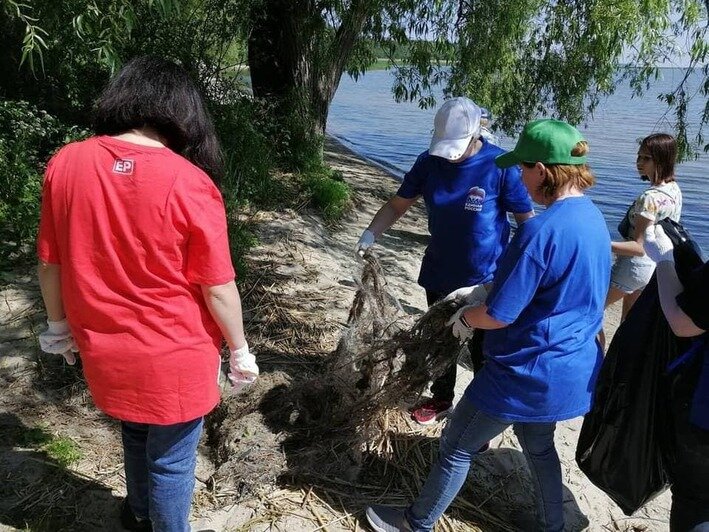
243;253;460;477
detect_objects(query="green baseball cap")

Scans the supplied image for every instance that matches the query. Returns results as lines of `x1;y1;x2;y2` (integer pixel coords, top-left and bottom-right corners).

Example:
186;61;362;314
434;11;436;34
495;119;587;168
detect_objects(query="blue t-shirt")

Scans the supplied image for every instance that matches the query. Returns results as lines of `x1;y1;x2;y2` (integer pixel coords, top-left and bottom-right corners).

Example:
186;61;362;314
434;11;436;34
396;139;532;295
465;196;612;422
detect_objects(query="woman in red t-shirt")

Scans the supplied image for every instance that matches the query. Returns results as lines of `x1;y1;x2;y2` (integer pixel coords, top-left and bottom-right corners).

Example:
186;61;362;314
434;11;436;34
36;56;256;531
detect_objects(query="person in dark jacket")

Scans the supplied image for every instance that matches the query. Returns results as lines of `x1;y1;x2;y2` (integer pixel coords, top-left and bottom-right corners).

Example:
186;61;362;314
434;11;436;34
644;224;708;532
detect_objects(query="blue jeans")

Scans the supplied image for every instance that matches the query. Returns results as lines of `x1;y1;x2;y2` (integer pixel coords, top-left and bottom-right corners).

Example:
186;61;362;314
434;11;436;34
121;417;203;532
405;398;564;532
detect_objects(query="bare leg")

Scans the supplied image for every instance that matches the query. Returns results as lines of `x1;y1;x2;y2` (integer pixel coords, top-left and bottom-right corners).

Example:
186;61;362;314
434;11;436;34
605;287;626;308
621;289;642;321
600;287;627;351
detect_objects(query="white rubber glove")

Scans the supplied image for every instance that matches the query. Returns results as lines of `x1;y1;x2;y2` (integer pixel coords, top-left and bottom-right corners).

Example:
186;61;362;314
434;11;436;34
228;342;259;393
38;319;78;365
446;307;476;343
443;284;488;306
644;225;674;264
355;229;376;259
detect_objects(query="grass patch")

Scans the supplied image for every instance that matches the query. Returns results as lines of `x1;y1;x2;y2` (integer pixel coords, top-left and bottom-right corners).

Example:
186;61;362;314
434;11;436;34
43;437;82;468
12;425;82;468
302;167;351;221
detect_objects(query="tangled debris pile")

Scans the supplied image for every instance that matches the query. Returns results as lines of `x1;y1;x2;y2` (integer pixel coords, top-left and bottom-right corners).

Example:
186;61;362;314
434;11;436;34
208;252;463;496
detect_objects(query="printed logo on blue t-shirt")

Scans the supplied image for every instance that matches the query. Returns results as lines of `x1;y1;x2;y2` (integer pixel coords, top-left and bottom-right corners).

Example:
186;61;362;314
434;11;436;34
465;186;486;212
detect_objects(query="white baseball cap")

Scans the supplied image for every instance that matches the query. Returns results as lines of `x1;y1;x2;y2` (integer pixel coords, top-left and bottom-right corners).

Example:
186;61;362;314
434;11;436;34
429;97;482;161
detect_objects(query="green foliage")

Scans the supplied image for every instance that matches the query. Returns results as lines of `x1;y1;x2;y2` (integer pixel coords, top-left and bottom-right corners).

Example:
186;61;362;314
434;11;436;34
0;0;253;127
245;0;706;164
0;100;89;266
212;96;291;282
1;0;269;269
2;0;48;73
377;0;708;158
302;166;350;221
214;97;279;209
2;0;705;239
274;99;326;173
71;0;180;74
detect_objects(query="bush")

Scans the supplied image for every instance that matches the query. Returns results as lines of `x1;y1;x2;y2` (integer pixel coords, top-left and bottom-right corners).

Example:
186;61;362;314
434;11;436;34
211;97;282;283
212;97;282;210
303;166;351;221
0;100;89;267
275;102;325;173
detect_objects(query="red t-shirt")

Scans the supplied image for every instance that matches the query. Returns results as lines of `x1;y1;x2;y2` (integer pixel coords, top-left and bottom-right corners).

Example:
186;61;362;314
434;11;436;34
37;136;235;425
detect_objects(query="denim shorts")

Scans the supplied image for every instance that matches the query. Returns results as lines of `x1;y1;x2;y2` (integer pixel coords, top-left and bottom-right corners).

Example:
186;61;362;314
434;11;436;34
610;255;656;294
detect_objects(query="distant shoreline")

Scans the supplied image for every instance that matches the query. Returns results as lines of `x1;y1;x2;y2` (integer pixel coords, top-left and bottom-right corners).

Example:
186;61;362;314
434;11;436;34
232;62;695;75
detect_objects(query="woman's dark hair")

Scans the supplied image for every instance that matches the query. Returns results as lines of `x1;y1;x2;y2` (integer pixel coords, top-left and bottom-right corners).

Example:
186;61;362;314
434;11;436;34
640;133;677;184
93;56;223;182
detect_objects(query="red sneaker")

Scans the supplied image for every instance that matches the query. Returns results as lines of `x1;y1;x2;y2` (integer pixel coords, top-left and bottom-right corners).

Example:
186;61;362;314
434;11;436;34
411;399;453;425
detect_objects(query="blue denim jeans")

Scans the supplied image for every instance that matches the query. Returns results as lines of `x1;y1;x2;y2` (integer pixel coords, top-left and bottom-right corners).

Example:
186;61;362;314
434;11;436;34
121;417;204;532
405;398;564;532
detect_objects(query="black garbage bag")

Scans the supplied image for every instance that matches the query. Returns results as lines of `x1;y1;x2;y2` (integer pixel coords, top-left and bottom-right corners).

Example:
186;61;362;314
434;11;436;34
576;277;673;514
575;218;702;515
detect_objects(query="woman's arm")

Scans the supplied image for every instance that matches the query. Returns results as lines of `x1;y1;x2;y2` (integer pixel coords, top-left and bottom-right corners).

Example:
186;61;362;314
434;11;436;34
655;261;705;337
366;195;419;238
38;261;65;321
462;304;508;330
612;214;652;257
201;280;247;350
644;225;705;337
512;211;534;225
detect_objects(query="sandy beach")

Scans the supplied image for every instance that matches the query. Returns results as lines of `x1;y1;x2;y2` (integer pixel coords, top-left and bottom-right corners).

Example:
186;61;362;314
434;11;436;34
0;137;672;531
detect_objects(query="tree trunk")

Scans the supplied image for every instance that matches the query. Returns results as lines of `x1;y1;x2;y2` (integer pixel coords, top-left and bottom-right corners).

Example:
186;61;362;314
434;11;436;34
247;0;371;165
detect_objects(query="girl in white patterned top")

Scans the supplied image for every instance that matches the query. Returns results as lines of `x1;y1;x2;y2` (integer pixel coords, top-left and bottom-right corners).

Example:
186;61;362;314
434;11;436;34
605;133;682;326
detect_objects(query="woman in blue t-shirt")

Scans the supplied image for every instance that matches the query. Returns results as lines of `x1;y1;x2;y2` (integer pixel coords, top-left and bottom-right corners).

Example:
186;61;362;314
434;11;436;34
365;120;611;532
355;97;534;425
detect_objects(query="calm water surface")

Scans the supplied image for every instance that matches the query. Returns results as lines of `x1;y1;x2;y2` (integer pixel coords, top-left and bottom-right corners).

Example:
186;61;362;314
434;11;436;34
327;69;708;252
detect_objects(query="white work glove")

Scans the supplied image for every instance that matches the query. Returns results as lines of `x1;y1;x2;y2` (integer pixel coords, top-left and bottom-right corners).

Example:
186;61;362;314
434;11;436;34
644;225;674;264
38;319;78;365
355;229;376;259
443;284;488;306
446;306;476;343
228;342;259;393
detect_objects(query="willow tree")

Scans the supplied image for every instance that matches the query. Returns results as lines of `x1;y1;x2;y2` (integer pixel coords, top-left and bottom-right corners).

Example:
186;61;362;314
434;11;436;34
7;0;707;164
247;0;708;162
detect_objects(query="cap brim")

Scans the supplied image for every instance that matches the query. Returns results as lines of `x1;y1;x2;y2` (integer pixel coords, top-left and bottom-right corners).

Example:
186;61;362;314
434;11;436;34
429;135;474;161
495;151;521;168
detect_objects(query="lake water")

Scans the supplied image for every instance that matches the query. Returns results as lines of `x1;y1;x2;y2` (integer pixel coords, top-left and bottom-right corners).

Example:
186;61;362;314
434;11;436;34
327;68;708;252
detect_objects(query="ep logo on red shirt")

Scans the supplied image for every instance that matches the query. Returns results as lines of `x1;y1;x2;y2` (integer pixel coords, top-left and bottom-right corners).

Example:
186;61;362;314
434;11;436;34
113;159;135;175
